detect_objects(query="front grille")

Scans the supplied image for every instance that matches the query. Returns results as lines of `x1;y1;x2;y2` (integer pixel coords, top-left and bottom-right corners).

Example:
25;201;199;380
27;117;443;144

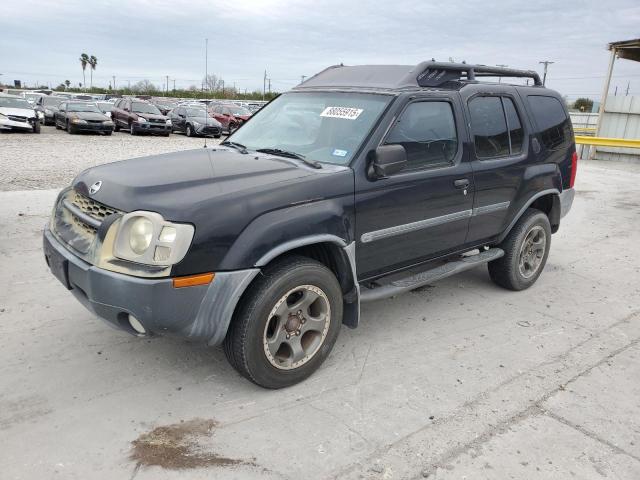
52;190;122;256
149;118;166;124
87;120;105;124
8;115;27;122
71;191;119;221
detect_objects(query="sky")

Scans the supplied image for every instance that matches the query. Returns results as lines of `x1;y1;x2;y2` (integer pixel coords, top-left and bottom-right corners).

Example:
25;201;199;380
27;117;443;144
1;0;639;99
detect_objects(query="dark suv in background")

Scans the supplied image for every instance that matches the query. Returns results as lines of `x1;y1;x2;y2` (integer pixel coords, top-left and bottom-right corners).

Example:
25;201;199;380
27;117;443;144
111;98;171;136
34;96;66;125
169;105;222;138
43;62;576;389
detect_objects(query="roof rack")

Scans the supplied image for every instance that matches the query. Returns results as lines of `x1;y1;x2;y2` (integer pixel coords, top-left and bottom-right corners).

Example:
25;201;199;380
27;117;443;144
415;62;542;87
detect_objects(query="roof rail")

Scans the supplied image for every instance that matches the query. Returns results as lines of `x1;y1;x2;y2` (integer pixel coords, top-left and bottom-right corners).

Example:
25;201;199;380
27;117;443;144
415;62;542;87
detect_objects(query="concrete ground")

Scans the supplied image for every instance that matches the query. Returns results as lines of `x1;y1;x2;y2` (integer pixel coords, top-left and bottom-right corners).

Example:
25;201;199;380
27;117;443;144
0;159;639;479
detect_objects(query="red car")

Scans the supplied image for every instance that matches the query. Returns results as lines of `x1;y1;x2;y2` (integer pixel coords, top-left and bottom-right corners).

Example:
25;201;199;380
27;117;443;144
209;103;252;134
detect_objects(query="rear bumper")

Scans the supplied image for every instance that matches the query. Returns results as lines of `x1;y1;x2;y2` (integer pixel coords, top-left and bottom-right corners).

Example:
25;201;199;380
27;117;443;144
43;227;259;345
559;188;575;218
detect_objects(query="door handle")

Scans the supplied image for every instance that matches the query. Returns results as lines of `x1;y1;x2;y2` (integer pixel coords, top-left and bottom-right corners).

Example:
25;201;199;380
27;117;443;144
454;179;470;189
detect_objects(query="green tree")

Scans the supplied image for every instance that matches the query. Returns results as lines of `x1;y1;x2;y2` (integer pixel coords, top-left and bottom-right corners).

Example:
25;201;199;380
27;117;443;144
79;53;89;90
64;80;71;90
89;55;98;88
573;98;594;112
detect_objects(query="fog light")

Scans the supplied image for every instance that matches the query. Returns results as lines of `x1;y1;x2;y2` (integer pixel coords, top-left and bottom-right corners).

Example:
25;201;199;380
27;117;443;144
128;314;146;334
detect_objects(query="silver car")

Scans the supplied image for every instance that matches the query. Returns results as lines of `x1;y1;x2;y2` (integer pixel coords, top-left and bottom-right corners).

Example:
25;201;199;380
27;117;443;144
0;95;42;133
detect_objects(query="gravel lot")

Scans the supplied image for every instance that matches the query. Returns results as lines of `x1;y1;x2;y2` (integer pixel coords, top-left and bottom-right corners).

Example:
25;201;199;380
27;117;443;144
0;125;222;191
1;129;639;480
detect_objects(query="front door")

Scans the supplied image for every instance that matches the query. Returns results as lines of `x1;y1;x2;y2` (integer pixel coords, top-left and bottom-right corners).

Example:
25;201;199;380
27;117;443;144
355;95;473;280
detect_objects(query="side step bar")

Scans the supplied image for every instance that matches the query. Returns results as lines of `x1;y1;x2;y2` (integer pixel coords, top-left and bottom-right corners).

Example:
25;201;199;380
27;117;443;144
359;248;504;302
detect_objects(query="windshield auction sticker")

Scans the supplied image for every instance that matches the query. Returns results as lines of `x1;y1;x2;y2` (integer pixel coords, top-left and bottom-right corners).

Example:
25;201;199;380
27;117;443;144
320;107;363;120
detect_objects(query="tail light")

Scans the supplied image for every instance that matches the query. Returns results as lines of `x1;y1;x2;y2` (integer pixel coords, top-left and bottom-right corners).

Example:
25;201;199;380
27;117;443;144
569;151;578;188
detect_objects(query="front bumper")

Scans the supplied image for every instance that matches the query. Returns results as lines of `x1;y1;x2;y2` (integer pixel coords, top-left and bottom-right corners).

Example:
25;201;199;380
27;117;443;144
71;122;114;133
194;123;222;136
0;118;34;131
133;122;171;134
559;188;575;218
43;227;259;345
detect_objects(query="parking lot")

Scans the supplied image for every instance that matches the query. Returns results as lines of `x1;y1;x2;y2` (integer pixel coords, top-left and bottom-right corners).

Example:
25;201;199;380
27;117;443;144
1;127;639;479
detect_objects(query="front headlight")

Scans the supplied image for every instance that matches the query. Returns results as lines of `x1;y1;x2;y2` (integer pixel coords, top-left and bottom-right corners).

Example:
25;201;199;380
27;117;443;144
113;212;194;266
103;120;114;126
192;121;200;126
137;117;148;123
71;118;87;124
44;109;52;115
166;119;172;125
129;217;153;254
37;111;45;119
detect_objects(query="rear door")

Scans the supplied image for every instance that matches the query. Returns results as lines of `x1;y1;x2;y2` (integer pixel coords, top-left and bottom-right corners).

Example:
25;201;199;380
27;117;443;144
355;94;474;280
463;89;532;244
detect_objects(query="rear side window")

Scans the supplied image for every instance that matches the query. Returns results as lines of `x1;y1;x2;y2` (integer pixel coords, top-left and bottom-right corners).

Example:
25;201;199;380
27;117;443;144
384;101;458;170
469;97;510;158
527;95;571;150
503;98;524;154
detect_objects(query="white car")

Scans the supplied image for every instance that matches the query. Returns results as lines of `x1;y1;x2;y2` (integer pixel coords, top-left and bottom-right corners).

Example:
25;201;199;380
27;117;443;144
0;94;43;133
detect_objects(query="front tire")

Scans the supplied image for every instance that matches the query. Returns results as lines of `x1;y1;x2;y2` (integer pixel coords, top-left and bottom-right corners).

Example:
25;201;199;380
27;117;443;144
224;256;343;389
129;123;136;135
33;122;41;134
488;209;551;291
186;124;194;137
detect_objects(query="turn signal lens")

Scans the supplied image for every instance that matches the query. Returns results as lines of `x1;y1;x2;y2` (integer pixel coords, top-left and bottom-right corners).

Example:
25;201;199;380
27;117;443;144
159;226;177;242
172;273;215;288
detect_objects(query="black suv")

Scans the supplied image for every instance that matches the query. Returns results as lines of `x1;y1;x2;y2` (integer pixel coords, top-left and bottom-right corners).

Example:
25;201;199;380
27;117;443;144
43;62;576;388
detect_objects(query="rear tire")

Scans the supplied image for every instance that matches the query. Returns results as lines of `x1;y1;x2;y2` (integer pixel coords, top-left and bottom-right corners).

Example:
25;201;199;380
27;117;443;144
224;256;343;389
114;122;120;132
488;209;551;291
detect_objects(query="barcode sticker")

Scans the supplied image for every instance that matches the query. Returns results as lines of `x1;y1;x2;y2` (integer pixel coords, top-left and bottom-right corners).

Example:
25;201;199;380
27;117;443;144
320;107;363;120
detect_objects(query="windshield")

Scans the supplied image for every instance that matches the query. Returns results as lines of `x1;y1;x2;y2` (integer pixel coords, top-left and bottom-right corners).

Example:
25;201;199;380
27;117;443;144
0;97;33;109
96;102;113;112
228;92;392;165
132;102;161;115
67;103;102;113
186;108;207;116
229;106;250;116
43;97;64;107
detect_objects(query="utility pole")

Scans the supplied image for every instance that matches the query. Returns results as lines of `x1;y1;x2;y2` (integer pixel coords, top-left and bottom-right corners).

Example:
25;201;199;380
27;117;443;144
166;75;169;95
496;64;508;83
173;79;176;92
205;38;209;93
538;60;554;86
112;75;116;91
300;75;307;84
127;79;130;90
268;78;271;95
263;70;267;100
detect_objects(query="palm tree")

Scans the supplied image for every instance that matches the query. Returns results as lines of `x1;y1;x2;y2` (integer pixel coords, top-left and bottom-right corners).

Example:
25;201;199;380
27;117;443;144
79;53;89;90
64;80;71;90
89;55;98;89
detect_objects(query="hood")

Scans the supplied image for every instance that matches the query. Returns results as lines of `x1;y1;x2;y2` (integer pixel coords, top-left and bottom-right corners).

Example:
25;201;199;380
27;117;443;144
68;111;110;121
189;115;222;127
133;112;166;121
74;147;351;221
0;107;36;117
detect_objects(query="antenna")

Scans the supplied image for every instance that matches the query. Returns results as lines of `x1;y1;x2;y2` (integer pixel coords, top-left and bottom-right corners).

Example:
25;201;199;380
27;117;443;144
203;38;208;149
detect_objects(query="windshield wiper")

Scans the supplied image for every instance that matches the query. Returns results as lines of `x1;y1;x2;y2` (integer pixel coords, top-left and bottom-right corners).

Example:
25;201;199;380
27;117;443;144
255;148;322;169
220;141;248;154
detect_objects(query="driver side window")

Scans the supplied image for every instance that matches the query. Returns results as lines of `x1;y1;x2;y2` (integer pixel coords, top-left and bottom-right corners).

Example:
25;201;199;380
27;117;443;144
384;101;458;170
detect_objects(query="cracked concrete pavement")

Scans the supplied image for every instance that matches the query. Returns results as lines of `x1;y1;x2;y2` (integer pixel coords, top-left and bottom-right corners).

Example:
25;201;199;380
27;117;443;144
0;157;639;479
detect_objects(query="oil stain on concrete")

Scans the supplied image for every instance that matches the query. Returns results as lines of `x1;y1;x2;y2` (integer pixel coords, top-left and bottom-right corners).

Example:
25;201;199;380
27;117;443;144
130;418;248;470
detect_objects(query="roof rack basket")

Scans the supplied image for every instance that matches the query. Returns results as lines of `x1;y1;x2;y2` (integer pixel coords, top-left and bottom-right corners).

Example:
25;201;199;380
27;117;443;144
416;62;542;87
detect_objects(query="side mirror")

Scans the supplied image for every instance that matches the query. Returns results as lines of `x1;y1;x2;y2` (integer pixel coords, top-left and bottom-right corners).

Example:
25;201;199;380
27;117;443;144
368;144;407;179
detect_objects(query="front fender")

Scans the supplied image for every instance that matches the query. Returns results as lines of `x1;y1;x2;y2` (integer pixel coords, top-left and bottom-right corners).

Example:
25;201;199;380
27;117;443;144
219;196;355;270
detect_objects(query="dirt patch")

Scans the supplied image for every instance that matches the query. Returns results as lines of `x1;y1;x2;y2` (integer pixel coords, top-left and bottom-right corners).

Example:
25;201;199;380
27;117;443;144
130;418;246;470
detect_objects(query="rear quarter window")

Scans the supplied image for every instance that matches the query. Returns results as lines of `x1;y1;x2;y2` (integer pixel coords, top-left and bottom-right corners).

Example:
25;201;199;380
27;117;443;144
527;95;572;151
